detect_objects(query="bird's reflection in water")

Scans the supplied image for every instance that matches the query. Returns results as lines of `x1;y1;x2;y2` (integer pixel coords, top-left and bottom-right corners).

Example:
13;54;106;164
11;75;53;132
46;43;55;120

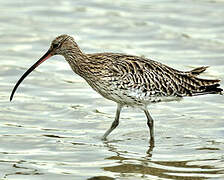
103;138;155;159
99;139;220;180
101;139;156;179
146;139;155;158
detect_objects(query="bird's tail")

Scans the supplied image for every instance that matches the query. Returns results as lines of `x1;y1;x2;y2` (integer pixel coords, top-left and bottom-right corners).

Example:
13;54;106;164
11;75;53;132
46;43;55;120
189;66;209;76
180;66;223;96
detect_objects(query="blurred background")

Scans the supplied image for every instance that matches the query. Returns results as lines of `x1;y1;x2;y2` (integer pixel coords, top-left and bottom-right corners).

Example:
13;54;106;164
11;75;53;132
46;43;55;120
0;0;224;179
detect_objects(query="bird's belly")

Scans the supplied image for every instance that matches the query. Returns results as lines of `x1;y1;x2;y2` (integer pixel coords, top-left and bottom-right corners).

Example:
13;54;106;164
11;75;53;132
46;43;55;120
94;84;181;107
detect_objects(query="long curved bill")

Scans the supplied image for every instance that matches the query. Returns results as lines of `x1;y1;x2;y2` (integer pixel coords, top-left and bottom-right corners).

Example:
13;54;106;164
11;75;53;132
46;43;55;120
10;49;52;101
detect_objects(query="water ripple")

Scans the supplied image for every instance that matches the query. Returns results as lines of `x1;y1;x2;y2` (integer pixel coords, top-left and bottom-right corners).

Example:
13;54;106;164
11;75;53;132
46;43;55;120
0;0;224;179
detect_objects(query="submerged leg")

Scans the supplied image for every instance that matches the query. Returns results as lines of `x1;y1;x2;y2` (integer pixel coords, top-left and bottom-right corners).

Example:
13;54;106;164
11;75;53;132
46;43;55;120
144;109;154;143
102;104;122;140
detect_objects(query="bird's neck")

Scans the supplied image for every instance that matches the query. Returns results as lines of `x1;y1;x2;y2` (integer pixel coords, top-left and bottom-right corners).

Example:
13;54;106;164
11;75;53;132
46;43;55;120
63;47;91;77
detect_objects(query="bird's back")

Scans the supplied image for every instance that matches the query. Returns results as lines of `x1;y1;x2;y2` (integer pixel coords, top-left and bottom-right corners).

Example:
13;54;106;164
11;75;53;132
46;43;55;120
85;53;222;106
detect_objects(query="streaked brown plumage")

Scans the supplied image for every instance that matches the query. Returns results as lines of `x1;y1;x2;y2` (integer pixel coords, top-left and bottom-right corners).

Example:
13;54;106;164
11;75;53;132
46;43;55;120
10;34;223;143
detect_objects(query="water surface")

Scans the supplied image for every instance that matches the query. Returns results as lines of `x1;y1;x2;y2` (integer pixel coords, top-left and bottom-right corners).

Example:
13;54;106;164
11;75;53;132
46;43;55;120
0;0;224;179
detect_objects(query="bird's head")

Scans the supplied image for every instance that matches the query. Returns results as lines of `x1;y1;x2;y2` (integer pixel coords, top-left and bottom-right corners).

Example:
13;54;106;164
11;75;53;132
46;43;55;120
49;34;76;56
10;34;75;101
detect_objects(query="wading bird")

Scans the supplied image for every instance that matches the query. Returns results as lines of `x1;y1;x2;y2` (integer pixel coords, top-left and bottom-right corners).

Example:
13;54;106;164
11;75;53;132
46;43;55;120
10;34;223;143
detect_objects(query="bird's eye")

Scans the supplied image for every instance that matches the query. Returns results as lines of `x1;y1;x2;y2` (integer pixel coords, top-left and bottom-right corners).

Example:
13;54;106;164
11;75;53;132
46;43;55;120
52;43;59;49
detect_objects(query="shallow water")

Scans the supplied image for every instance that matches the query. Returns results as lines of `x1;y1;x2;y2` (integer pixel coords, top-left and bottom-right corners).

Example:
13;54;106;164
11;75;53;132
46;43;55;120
1;0;224;179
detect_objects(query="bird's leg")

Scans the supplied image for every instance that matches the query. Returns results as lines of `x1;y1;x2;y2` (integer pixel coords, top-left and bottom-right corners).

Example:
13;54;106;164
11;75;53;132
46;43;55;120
144;109;154;143
102;104;122;140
